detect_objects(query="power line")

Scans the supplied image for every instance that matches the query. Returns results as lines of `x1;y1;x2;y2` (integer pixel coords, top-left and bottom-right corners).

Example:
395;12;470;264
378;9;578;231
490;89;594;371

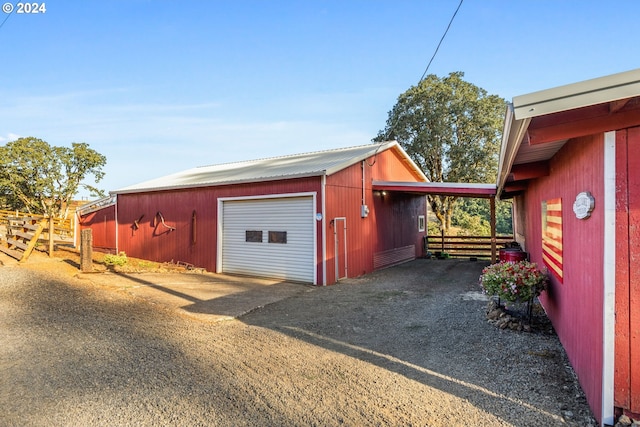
419;0;464;83
380;0;464;142
0;11;12;32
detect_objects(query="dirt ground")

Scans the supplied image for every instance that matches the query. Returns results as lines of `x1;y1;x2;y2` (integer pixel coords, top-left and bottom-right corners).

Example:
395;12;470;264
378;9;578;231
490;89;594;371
0;249;597;426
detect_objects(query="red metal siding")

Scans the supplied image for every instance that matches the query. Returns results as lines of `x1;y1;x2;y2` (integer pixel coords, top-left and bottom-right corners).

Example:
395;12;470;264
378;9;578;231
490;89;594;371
521;134;605;421
115;177;323;281
324;149;426;284
78;205;116;252
114;147;425;286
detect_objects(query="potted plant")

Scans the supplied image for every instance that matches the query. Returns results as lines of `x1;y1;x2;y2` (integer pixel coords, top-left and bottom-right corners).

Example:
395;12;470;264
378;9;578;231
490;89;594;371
480;261;549;320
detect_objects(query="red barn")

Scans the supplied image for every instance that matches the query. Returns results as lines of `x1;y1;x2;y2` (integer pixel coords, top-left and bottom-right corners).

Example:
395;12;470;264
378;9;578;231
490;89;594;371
80;141;428;285
75;196;116;251
498;68;640;425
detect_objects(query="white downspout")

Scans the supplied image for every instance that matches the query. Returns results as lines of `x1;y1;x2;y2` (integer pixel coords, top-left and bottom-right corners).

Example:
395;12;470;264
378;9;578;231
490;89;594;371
602;131;616;426
114;194;119;254
321;175;327;285
362;161;366;206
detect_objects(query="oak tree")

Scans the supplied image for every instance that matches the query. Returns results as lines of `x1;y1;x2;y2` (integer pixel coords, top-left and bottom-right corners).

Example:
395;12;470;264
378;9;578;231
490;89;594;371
0;137;106;218
374;72;506;233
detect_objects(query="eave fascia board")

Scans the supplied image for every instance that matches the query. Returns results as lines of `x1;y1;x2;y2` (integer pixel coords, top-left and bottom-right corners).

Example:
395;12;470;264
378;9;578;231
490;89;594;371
372;180;496;197
513;68;640;120
110;170;327;195
497;104;531;197
75;195;117;215
325;140;429;183
324;140;396;176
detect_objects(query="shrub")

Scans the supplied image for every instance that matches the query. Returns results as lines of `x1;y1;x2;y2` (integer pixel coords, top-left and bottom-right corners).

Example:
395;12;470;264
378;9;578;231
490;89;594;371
103;252;128;267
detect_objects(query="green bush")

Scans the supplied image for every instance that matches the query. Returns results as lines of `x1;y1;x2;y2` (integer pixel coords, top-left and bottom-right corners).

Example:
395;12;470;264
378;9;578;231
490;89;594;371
104;252;128;266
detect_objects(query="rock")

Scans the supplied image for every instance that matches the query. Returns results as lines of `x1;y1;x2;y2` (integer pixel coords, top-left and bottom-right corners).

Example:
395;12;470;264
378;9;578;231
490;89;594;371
617;414;633;426
487;309;501;320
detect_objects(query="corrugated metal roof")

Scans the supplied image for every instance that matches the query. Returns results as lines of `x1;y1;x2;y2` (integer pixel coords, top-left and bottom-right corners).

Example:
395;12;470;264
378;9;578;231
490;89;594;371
113;141;426;194
75;195;116;215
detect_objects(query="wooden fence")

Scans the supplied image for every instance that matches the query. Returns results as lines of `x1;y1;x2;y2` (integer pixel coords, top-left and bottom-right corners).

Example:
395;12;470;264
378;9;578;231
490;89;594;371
0;210;76;261
0;209;74;239
425;234;515;260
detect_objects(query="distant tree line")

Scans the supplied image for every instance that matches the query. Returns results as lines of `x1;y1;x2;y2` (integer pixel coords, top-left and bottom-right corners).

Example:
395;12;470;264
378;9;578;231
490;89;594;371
451;197;512;236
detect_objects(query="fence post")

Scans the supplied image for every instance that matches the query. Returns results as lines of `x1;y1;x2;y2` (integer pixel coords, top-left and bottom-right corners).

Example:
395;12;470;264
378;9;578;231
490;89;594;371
80;229;93;272
490;196;497;263
48;216;54;257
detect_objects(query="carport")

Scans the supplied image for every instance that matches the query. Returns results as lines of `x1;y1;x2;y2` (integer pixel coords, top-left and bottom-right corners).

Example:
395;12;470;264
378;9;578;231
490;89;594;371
371;180;499;262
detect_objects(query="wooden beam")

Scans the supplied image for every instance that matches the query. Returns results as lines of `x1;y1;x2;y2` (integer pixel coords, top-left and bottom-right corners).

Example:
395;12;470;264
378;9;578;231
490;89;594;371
510;161;550;181
20;219;47;262
610;99;630;113
503;182;528;193
528;106;640;145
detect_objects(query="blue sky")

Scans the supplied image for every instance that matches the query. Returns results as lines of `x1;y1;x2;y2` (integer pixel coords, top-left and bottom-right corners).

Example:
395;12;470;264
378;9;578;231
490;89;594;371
2;0;639;198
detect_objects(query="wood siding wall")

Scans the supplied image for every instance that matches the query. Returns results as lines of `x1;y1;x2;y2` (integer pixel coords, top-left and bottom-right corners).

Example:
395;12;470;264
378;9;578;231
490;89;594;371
78;205;116;252
518;134;605;421
615;127;640;416
115;177;323;281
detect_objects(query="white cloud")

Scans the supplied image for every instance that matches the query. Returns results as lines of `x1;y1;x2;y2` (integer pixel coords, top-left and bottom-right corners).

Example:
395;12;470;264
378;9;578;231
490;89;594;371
0;133;21;143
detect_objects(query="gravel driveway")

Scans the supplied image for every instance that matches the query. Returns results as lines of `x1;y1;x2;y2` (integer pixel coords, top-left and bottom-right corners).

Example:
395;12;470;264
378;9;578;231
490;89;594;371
0;257;596;426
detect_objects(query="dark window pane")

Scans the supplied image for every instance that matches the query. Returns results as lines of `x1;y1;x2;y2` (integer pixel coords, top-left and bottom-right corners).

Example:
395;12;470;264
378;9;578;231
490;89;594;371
245;230;263;242
268;231;287;244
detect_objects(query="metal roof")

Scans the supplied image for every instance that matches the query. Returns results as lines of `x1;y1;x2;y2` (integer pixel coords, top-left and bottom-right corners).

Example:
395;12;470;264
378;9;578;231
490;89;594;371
513;68;640;120
498;68;640;196
113;141;427;194
75;195;116;215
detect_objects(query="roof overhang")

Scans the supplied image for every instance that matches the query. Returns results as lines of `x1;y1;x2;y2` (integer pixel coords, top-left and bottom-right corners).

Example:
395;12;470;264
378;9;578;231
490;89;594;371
75;195;117;215
497;68;640;198
110;140;428;195
372;181;496;198
110;171;326;195
513;68;640;119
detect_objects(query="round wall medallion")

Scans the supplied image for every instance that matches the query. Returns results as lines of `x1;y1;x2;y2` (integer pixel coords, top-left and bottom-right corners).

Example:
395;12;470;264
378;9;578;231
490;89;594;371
573;191;595;219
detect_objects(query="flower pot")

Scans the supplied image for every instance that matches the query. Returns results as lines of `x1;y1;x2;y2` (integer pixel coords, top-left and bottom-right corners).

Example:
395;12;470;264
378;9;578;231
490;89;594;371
499;249;528;263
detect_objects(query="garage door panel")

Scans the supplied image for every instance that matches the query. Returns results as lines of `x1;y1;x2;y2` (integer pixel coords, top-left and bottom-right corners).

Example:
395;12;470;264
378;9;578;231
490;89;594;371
222;197;315;283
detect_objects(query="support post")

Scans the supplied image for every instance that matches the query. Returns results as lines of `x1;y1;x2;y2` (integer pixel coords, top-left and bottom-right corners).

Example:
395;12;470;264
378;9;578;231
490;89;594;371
48;216;54;257
80;229;93;272
490;196;497;263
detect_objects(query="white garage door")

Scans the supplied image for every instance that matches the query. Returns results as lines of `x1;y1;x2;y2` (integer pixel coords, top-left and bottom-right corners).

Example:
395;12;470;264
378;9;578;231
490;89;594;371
221;196;315;283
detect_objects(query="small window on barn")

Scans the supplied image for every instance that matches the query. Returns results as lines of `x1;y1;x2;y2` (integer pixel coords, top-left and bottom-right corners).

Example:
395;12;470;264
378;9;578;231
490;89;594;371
268;231;287;244
245;230;263;243
418;215;425;232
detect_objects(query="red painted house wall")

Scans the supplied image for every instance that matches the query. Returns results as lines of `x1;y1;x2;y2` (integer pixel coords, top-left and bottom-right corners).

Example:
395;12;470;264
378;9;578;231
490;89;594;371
615;126;640;416
78;205;116;252
516;134;605;421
